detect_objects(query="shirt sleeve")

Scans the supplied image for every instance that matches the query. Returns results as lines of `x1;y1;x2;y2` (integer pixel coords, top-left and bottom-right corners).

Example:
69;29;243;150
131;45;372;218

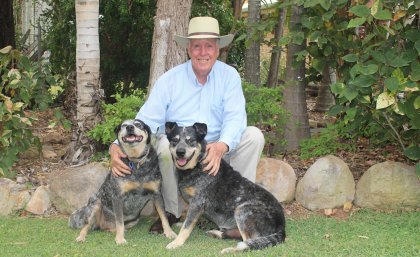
135;76;171;134
218;67;247;152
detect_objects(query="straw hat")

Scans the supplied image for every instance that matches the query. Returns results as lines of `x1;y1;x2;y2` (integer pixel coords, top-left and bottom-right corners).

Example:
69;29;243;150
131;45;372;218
174;17;234;48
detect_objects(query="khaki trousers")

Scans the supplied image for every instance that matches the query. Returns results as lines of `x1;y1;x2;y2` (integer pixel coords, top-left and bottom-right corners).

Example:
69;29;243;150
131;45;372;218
153;126;265;218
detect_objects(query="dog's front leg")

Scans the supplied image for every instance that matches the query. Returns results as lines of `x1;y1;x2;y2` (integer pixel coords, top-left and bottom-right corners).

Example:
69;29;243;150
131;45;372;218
154;196;177;239
166;201;203;249
112;197;127;245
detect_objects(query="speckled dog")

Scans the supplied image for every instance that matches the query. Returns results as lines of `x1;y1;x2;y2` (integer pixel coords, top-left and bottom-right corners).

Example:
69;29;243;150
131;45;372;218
165;122;286;254
68;119;176;244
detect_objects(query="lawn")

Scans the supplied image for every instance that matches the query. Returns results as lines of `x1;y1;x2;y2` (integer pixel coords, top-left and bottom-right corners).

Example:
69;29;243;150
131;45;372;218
0;209;418;257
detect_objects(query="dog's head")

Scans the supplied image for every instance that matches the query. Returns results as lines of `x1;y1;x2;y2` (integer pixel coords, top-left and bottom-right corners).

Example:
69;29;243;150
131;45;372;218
165;122;207;170
115;119;152;159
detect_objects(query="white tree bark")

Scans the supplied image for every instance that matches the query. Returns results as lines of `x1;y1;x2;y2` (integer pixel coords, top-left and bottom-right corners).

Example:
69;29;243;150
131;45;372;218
64;0;101;165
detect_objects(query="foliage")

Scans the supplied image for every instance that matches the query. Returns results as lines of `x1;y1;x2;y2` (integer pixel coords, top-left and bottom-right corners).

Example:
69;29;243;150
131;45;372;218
243;81;287;149
42;0;156;100
0;46;64;177
278;0;420;160
299;124;356;159
87;82;146;145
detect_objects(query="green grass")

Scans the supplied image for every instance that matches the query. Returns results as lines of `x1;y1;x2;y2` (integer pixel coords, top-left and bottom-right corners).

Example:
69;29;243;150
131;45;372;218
0;209;419;257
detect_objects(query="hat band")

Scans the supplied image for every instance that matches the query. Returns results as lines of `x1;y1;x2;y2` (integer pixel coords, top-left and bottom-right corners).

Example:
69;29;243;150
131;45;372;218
188;32;220;37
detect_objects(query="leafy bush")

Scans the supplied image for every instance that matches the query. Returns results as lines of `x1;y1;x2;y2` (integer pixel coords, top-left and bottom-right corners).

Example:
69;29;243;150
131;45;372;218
243;81;287;153
299;123;356;160
279;1;420;160
87;82;146;145
0;46;64;177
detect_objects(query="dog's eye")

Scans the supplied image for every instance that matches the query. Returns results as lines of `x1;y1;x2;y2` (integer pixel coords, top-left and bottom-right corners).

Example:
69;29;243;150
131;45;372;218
171;138;179;145
133;121;142;128
121;124;128;128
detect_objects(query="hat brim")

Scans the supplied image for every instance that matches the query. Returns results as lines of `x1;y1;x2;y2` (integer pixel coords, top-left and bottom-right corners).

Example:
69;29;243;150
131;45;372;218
174;34;234;48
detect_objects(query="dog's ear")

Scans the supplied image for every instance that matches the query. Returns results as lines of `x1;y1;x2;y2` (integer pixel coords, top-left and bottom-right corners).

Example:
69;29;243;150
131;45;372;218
114;123;122;135
165;122;178;136
193;122;207;141
139;120;152;144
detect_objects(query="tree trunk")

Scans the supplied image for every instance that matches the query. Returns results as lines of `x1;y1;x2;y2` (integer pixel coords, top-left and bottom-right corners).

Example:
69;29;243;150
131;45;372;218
244;0;261;87
0;0;15;48
64;0;101;165
282;5;310;151
315;64;336;112
219;0;245;62
148;0;192;92
267;8;286;88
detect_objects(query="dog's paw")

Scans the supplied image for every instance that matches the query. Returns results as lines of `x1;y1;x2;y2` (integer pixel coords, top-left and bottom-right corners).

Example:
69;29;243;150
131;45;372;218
206;229;223;239
115;237;127;245
166;240;183;250
164;229;177;239
75;235;86;243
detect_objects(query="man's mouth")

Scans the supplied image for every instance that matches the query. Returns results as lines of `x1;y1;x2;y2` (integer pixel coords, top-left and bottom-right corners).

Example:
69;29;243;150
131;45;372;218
122;134;143;143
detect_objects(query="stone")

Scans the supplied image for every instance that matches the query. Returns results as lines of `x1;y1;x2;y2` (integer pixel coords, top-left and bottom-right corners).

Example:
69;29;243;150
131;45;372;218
355;161;420;209
296;155;355;210
0;178;31;216
48;162;109;214
26;185;51;215
256;157;297;203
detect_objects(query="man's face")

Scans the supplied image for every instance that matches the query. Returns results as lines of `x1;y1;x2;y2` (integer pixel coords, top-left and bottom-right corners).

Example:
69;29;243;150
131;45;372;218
187;38;220;79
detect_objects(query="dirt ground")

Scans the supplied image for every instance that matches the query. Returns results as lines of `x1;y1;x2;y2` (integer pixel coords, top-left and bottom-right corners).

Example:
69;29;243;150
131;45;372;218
11;97;415;220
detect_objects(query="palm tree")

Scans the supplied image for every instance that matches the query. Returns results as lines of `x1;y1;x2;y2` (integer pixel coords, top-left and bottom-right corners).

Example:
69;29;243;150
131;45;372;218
64;0;101;165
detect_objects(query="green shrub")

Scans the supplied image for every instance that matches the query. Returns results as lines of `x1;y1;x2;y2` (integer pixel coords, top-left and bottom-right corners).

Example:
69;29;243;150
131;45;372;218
0;46;64;177
299;123;356;160
87;82;146;145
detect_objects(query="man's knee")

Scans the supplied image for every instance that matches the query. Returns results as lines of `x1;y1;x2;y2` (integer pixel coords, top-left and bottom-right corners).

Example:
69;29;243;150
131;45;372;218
244;126;265;147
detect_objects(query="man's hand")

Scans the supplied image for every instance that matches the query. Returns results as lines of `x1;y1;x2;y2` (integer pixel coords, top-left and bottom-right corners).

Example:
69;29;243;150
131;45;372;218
109;143;131;176
202;142;228;176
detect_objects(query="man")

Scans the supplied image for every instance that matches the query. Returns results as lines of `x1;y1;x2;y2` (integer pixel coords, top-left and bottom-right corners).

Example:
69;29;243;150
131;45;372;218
109;16;265;234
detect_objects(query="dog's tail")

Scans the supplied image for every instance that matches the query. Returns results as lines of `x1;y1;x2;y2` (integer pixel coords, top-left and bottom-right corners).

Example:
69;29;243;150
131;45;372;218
233;230;286;253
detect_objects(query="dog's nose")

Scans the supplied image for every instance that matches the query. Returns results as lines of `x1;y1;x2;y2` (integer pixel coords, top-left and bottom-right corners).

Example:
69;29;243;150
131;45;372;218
126;125;134;132
176;148;186;157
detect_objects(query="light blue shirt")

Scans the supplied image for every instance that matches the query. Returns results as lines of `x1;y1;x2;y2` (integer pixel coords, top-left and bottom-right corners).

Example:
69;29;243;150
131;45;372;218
135;60;247;151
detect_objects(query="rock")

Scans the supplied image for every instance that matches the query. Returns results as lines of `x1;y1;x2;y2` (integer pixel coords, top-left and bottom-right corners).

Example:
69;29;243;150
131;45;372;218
48;162;109;214
355;161;420;209
296;155;355;210
256;157;297;203
0;178;31;216
26;185;51;215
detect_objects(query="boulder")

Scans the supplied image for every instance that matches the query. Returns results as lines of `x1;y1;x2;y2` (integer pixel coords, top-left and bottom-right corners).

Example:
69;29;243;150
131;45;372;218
26;185;51;215
0;178;31;216
256;157;296;202
296;155;355;210
48;162;109;214
355;161;420;209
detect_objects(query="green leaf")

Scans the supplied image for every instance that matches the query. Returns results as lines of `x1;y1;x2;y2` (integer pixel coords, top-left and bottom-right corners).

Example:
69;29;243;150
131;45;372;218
414;96;420;109
342;54;358;62
376;92;395;109
405;29;420;42
349;5;370;18
330;82;345;95
343;87;358;101
319;0;331;10
384;77;399;93
346;107;357;120
360;64;378;75
411;61;420;81
304;0;320;8
328;105;343;116
388;56;409;68
370;50;386;64
351;75;376;88
415;41;420;54
347;17;366;28
373;10;392;20
404;145;420;160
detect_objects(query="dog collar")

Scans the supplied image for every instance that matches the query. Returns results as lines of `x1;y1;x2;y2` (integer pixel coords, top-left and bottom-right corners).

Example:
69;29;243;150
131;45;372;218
128;149;149;170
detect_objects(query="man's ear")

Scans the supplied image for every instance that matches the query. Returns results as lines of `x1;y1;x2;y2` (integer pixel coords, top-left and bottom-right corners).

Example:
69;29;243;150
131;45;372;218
193;122;207;141
165;122;178;136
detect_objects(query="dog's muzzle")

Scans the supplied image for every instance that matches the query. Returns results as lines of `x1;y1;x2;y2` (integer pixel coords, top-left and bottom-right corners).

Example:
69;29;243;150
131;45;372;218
122;125;143;143
175;148;194;167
